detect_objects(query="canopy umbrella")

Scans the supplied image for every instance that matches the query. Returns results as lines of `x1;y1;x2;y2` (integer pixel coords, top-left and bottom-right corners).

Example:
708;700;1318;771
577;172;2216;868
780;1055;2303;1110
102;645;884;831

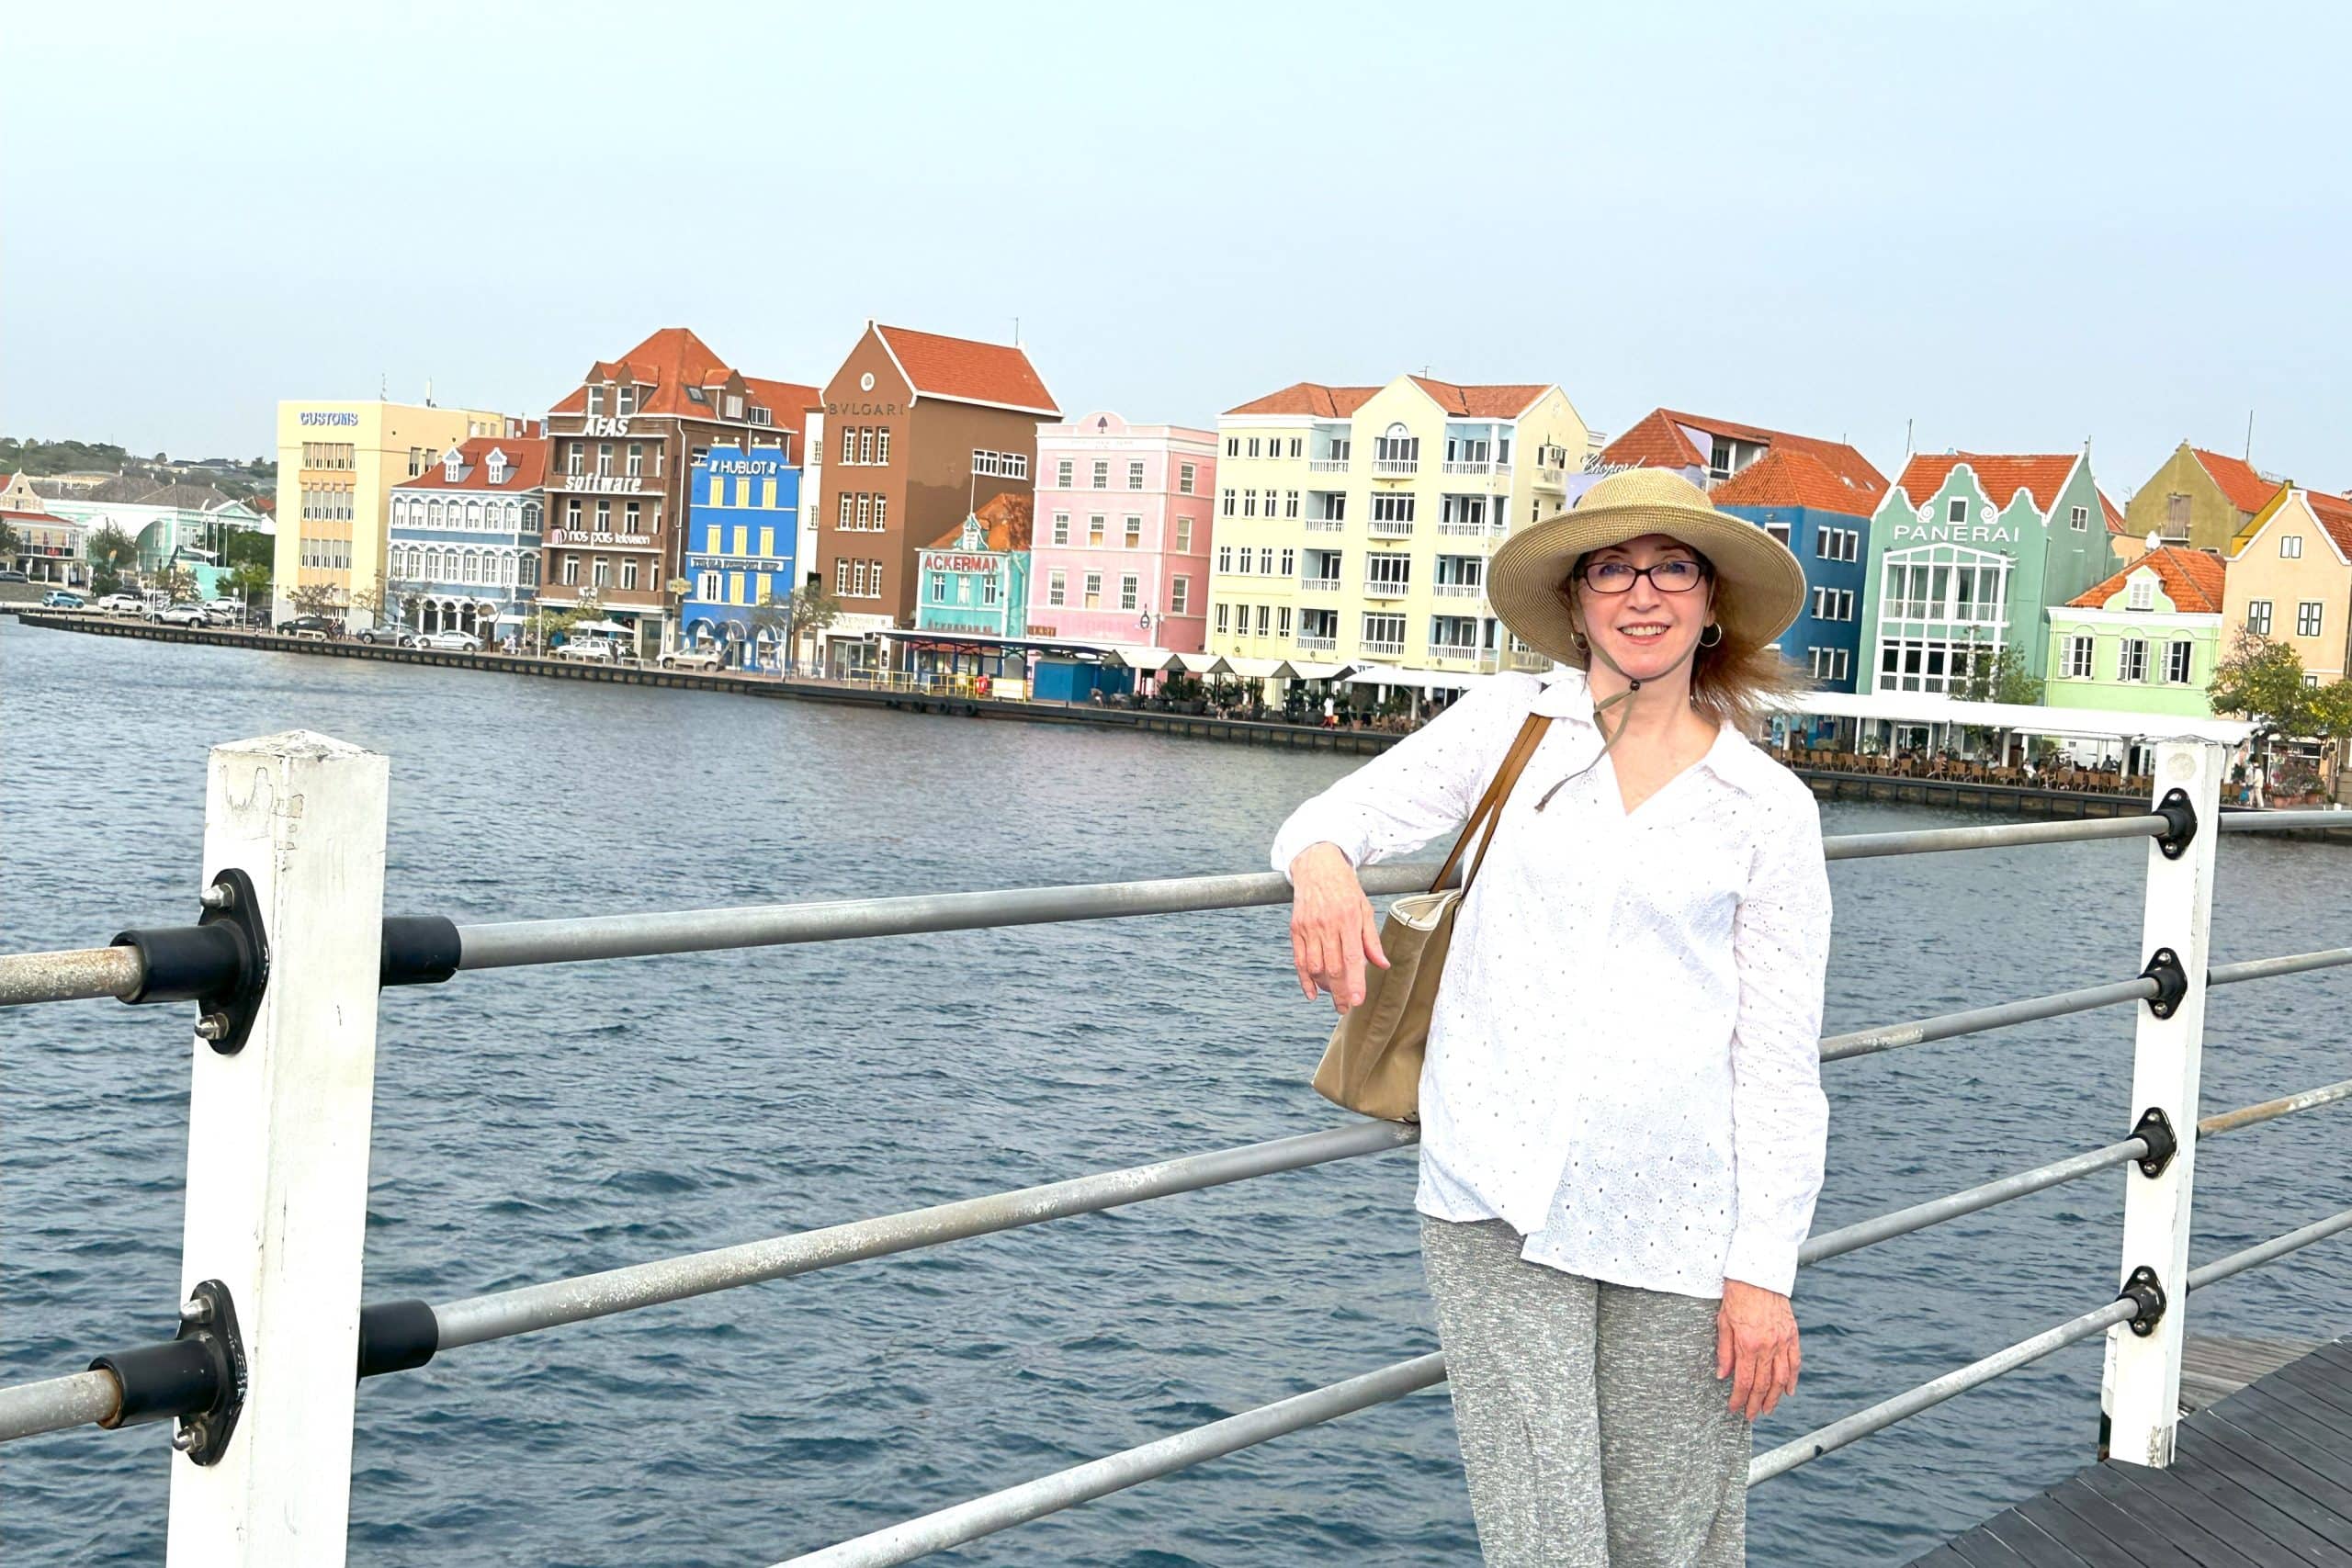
572;619;631;635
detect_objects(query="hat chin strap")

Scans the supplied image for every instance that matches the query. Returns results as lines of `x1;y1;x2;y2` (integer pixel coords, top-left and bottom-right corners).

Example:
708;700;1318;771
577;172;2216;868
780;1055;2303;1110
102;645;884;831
1534;620;1706;812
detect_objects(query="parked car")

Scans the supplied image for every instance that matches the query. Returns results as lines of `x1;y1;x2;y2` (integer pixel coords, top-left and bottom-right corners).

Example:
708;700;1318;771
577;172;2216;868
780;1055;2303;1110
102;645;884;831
554;637;616;662
415;630;481;652
95;592;143;614
275;615;334;637
660;646;725;671
202;599;242;626
153;603;209;626
356;624;419;647
40;590;87;609
0;569;28;583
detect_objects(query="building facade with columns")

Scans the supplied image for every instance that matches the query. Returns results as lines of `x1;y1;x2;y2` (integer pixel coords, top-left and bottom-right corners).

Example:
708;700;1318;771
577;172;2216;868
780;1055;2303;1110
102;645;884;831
385;432;548;642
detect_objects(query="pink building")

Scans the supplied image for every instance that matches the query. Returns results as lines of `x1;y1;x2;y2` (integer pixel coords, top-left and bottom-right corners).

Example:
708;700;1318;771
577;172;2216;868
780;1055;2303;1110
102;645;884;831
1027;412;1217;654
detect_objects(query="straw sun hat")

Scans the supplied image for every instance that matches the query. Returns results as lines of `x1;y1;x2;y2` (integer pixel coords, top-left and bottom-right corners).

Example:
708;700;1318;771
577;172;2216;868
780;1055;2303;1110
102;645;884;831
1487;468;1808;670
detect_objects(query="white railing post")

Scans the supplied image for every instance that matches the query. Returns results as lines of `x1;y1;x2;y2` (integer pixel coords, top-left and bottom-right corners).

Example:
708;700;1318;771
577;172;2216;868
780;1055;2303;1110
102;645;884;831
166;731;389;1565
2100;737;2223;1467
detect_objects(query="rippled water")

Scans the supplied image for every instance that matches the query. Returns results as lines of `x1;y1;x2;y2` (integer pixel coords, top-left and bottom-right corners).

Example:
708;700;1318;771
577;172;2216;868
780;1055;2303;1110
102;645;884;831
6;621;2352;1566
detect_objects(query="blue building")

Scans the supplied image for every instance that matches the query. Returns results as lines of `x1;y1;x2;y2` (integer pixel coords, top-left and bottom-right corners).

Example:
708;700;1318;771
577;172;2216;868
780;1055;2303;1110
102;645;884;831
1709;446;1881;695
682;441;798;669
386;433;548;645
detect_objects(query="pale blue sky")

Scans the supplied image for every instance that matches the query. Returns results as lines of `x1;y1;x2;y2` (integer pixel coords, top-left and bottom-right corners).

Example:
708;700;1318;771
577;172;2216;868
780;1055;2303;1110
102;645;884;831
7;1;2347;498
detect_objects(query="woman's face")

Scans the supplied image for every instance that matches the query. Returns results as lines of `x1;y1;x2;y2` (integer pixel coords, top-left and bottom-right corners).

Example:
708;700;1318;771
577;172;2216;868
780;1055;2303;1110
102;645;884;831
1571;533;1716;682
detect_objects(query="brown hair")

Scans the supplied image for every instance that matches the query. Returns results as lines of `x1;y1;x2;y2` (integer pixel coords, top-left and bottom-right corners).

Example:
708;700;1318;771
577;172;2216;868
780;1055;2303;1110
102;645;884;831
1558;547;1813;733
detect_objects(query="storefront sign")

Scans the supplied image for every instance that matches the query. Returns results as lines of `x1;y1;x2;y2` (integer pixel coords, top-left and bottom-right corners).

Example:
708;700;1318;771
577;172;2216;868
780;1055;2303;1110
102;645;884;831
1889;522;2021;546
300;412;360;426
553;474;646;494
826;400;903;417
707;455;783;478
582;415;633;437
921;552;998;574
548;530;654;547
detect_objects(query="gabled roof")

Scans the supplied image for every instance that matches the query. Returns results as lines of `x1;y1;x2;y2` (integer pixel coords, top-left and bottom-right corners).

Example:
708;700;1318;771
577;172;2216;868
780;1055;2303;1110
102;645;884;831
2191;447;2285;514
1894;453;2083;516
2304;490;2352;561
741;379;819;436
2101;490;2129;533
395;436;551;493
1224;382;1384;418
550;328;813;426
927;490;1034;552
874;324;1057;416
1600;409;1888;503
2065;545;2225;613
1223;376;1553;421
1707;446;1876;516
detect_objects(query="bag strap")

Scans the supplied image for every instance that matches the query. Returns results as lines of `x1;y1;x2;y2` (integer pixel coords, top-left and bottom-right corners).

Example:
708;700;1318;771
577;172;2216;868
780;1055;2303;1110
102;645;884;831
1430;711;1553;895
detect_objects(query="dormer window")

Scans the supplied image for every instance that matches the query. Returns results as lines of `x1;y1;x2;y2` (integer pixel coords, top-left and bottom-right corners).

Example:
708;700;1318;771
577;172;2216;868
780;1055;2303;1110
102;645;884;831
486;449;507;486
587;386;605;416
616;384;638;416
725;394;743;420
1946;497;1968;524
2127;575;2155;611
443;449;463;482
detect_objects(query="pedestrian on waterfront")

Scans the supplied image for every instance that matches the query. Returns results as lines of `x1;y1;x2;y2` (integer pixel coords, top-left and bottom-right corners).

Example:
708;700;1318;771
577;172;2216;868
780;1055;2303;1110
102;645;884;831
1272;468;1829;1565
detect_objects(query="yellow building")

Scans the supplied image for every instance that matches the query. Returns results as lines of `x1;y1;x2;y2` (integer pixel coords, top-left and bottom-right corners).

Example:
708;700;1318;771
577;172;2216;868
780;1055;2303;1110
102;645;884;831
2220;488;2352;685
1206;376;1593;690
272;399;507;625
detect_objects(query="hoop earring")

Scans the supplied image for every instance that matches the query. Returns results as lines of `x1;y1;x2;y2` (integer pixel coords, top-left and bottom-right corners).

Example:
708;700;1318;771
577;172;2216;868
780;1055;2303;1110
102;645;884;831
1699;623;1724;649
1570;628;1589;652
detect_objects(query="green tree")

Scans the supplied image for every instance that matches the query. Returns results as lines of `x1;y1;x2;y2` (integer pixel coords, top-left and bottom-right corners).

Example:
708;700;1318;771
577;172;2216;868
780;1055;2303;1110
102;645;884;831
786;581;841;672
2209;630;2314;741
0;517;18;558
1954;644;2044;706
231;560;272;604
749;589;792;671
155;564;198;604
86;522;137;593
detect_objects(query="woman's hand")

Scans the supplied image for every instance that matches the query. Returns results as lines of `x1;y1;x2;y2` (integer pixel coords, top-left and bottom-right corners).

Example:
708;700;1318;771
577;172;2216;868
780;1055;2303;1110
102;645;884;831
1287;843;1389;1015
1716;1280;1800;1421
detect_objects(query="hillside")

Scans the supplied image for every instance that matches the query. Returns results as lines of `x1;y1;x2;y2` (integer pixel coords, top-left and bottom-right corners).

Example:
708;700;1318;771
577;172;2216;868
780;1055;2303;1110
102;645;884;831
1;437;276;501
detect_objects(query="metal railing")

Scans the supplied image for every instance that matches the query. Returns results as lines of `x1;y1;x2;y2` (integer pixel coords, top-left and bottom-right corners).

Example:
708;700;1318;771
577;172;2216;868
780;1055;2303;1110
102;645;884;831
4;730;2352;1566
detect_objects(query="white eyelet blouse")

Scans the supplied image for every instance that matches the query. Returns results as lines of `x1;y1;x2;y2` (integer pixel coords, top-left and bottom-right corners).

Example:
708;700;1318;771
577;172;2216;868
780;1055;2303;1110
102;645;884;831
1271;669;1833;1298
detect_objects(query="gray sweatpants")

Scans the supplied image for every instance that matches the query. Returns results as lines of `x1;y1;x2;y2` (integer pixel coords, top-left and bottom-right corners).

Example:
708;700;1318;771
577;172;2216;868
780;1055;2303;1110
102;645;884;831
1421;1216;1749;1566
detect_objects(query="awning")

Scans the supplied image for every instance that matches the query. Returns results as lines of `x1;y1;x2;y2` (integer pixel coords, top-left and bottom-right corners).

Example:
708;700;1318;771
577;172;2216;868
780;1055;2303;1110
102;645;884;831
1776;690;2255;745
573;619;631;635
1170;652;1231;675
1281;660;1356;682
1222;656;1289;680
1342;667;1495;694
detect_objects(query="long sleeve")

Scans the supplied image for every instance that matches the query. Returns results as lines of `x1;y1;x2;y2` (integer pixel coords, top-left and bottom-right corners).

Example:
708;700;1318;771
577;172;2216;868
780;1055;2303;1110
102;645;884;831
1720;787;1834;1296
1268;678;1528;883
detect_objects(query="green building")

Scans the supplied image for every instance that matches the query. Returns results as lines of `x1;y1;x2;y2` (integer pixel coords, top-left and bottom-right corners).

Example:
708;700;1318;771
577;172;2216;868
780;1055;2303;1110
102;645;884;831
1859;452;2114;694
2044;544;2227;718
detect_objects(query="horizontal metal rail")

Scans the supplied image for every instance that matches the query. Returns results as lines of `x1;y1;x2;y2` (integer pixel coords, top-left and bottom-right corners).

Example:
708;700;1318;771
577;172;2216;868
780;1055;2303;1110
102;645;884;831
2217;809;2352;831
1801;1137;2149;1264
1821;976;2154;1063
2210;946;2352;987
2200;1075;2352;1136
773;1353;1448;1567
1820;814;2164;863
434;1120;1417;1351
0;1371;121;1444
0;945;141;1008
786;1204;2352;1562
1753;1203;2352;1483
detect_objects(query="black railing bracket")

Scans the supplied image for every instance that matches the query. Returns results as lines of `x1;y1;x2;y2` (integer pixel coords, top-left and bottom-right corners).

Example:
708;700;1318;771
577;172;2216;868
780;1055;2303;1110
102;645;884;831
2154;787;2199;860
2131;1107;2178;1178
2141;947;2189;1020
111;870;270;1054
2119;1265;2167;1337
89;1278;248;1463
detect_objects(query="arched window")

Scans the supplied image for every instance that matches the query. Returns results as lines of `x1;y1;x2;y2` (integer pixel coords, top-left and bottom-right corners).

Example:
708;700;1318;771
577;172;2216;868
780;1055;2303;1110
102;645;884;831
523;502;541;533
466;500;484;529
503;501;520;529
426;499;443;527
1374;422;1419;467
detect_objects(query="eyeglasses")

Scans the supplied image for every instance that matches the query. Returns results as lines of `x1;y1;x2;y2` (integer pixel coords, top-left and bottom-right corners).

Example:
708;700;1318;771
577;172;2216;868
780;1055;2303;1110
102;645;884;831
1579;558;1706;594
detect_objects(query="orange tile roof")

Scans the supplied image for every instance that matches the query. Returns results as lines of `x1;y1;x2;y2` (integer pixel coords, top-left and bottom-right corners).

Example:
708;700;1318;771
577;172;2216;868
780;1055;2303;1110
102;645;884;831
926;491;1034;552
395;435;551;493
1600;408;1888;503
2101;489;2128;533
876;324;1057;415
2191;448;2285;514
549;328;814;427
1894;453;2083;515
2065;544;2226;613
741;378;818;436
2303;490;2352;560
1223;377;1551;420
1706;446;1878;516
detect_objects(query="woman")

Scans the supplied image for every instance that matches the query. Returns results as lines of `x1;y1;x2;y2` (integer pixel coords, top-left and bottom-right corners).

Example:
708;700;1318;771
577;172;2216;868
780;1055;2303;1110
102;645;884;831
1272;468;1832;1565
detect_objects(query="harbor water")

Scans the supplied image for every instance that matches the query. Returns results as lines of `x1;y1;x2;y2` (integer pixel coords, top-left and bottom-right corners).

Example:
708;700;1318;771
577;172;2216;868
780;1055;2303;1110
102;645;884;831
6;621;2351;1566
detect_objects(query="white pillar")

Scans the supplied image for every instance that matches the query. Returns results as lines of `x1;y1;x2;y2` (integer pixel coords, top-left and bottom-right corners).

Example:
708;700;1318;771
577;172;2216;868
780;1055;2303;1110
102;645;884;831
167;731;389;1565
2100;737;2224;1467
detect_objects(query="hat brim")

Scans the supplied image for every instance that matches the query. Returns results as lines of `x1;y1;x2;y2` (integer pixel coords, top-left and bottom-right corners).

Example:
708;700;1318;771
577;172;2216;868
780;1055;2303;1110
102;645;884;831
1487;497;1808;670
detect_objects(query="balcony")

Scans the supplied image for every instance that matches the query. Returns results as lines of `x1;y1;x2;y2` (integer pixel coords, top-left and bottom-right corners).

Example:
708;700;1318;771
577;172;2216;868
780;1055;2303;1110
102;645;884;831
1535;466;1566;489
1296;634;1338;653
1299;577;1341;593
1433;581;1486;599
1441;460;1491;478
1305;517;1345;533
1308;458;1350;475
1362;576;1409;599
1359;638;1406;659
1429;645;1498;670
1436;518;1488;536
1372;458;1418;478
1368;517;1415;538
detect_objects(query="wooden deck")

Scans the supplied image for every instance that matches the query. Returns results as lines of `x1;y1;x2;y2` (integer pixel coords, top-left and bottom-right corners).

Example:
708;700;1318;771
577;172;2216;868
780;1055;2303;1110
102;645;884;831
1915;1336;2352;1565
